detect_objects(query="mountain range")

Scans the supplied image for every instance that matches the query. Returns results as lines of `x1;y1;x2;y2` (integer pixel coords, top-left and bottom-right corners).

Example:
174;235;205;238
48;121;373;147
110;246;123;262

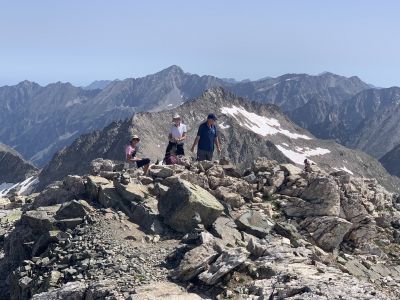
1;65;400;177
38;88;400;193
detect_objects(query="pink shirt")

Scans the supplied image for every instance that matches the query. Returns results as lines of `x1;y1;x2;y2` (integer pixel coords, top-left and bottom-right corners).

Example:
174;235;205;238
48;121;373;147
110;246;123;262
125;145;136;160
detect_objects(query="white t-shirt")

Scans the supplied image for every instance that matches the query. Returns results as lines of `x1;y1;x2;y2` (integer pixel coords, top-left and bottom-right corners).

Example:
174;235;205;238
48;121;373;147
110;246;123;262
170;123;187;140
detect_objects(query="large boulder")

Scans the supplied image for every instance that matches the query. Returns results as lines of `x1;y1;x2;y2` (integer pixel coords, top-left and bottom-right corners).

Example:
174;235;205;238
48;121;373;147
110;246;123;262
32;176;85;208
98;183;122;208
280;176;341;217
158;180;224;233
55;200;93;220
301;216;352;251
114;181;149;203
21;210;55;231
85;176;110;201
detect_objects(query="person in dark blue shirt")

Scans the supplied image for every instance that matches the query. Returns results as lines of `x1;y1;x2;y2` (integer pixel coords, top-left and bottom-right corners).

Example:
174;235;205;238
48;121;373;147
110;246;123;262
191;113;222;161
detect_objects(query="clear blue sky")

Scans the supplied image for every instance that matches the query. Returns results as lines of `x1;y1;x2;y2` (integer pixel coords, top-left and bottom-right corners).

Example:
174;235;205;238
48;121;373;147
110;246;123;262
1;0;399;87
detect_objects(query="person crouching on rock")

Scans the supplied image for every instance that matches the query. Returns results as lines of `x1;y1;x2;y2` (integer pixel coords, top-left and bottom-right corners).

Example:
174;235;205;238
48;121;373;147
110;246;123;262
191;113;221;161
126;135;150;175
165;114;187;157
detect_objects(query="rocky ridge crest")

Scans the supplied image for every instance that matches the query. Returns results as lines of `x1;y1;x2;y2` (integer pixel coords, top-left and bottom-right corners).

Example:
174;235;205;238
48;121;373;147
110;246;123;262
1;157;400;299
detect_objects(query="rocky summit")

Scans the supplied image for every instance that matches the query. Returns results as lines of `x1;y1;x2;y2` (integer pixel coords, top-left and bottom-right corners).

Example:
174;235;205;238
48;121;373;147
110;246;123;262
1;156;400;299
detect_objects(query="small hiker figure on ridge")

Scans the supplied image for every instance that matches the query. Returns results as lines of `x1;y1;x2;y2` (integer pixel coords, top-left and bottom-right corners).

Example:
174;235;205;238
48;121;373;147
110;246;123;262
164;114;187;165
126;135;151;175
191;113;222;161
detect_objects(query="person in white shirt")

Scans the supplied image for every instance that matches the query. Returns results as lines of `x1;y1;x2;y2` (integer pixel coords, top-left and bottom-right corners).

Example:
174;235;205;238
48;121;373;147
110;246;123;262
165;114;187;156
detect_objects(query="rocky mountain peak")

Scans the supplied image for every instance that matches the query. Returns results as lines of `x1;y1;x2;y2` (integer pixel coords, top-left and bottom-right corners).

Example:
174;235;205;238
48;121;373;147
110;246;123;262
156;64;185;77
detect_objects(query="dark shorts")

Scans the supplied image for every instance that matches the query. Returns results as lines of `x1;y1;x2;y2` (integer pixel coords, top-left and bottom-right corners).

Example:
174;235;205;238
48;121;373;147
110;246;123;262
136;158;150;168
165;142;185;156
197;149;213;161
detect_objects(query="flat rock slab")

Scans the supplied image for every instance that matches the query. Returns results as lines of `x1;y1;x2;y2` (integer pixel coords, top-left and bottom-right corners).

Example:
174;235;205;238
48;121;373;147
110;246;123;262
114;181;149;203
235;210;273;238
132;282;207;300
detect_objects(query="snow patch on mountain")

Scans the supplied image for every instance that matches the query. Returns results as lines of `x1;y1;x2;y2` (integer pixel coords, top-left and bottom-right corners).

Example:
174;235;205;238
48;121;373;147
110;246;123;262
276;144;331;165
221;105;311;140
333;166;354;175
0;176;38;197
59;131;79;141
219;122;230;129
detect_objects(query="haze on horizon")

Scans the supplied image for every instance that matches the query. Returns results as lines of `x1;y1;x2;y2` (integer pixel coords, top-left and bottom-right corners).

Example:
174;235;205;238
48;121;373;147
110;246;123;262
1;0;399;87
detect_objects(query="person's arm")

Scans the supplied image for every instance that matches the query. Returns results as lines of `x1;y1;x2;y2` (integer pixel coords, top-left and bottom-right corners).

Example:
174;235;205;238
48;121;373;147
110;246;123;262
191;125;201;151
191;136;199;152
215;136;221;154
127;153;140;162
168;133;173;142
179;131;187;141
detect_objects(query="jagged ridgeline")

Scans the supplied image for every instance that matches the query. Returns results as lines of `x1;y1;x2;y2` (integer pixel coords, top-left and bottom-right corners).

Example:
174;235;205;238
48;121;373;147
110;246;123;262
0;65;378;168
1;156;400;299
39;87;400;193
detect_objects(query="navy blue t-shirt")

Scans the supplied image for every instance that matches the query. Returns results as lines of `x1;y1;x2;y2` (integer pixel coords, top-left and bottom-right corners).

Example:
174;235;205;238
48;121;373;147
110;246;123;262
197;122;218;152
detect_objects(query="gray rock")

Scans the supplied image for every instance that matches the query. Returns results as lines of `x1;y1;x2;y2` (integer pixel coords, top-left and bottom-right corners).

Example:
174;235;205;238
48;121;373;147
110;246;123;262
150;165;174;178
21;210;55;231
114;181;149;203
243;173;257;183
281;176;341;217
235;210;273;238
98;183;122;208
172;243;220;281
158;180;224;233
280;164;302;176
268;170;285;188
85;175;110;201
31;281;87;300
90;158;114;175
131;198;165;234
198;247;249;285
211;216;242;246
301;216;352;251
55;199;93;220
214;186;245;208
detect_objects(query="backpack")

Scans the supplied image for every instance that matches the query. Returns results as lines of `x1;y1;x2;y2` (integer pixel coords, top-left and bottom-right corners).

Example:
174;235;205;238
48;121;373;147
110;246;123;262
164;154;178;165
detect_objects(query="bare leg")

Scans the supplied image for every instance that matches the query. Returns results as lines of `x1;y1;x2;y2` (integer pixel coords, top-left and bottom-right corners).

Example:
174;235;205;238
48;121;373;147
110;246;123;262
143;164;150;176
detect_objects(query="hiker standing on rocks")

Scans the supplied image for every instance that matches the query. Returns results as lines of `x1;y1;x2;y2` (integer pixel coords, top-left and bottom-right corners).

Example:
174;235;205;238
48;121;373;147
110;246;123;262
126;135;150;175
165;114;187;157
191;113;221;161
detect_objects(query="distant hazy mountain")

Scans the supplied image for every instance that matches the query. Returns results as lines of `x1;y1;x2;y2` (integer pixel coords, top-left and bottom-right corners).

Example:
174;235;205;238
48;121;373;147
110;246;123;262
83;80;113;90
0;65;396;167
306;87;400;158
0;66;226;165
39;88;399;193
